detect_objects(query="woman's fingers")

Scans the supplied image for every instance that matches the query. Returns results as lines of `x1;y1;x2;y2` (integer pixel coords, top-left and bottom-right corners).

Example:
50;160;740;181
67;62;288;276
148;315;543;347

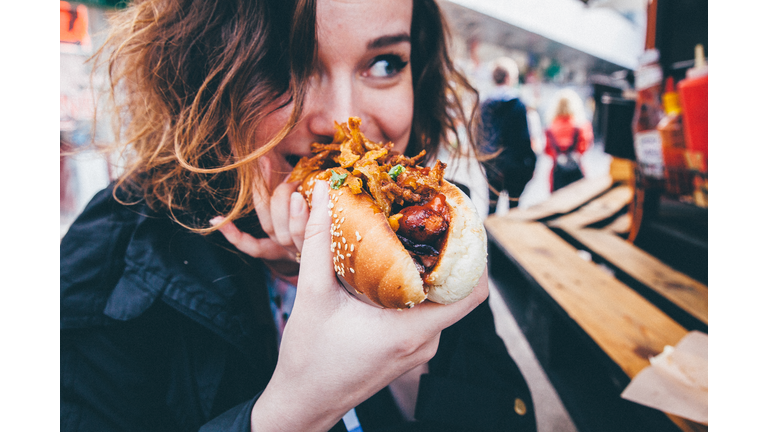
297;180;336;293
398;268;489;334
254;157;275;238
270;180;301;251
289;192;309;253
211;216;291;262
254;154;305;254
253;183;274;238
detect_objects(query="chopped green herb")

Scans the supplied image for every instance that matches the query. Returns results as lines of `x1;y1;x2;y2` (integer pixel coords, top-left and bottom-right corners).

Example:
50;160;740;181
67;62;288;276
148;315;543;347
330;170;348;189
388;164;405;181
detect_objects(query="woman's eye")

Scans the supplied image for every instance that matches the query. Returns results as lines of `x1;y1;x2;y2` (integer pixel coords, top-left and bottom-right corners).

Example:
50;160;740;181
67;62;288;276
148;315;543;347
366;55;408;78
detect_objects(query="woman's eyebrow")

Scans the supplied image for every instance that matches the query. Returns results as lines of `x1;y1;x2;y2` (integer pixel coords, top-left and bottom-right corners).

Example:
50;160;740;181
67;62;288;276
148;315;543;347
367;33;411;50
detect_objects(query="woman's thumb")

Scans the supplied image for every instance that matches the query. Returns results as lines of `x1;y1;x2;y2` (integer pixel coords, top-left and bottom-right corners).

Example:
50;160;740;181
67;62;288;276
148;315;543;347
297;180;336;288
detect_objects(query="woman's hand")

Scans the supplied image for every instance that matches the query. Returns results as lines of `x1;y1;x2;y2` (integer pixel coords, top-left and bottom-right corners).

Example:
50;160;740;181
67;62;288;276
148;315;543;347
211;159;310;283
250;180;489;432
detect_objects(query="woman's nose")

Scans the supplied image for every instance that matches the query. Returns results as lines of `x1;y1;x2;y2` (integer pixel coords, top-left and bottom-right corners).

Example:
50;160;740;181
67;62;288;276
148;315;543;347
305;75;360;139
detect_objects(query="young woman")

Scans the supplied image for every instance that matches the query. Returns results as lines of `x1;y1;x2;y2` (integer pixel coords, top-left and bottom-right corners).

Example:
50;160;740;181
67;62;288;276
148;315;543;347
60;1;537;431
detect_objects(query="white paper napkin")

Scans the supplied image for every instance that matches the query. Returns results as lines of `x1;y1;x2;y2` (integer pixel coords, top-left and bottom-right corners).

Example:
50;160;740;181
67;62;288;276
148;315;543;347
620;330;708;425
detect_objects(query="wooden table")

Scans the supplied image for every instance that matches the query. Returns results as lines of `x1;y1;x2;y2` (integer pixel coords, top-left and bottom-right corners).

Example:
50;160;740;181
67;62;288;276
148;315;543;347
485;177;707;432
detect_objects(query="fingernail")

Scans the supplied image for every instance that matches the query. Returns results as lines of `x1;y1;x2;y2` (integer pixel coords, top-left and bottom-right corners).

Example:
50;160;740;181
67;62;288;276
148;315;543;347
210;216;223;226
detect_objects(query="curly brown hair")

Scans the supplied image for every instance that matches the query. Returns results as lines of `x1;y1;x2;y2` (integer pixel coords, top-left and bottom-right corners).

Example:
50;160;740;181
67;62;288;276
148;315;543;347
95;0;478;232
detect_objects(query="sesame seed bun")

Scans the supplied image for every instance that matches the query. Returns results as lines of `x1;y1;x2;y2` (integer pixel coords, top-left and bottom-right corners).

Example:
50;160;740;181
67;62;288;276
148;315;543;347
299;172;487;309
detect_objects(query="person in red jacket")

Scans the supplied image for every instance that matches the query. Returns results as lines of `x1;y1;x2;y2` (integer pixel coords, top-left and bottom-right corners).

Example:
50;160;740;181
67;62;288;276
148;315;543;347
544;89;594;191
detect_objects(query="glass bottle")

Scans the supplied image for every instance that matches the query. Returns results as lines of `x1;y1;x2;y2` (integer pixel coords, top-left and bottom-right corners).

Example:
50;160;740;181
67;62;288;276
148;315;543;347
632;49;665;180
658;76;692;196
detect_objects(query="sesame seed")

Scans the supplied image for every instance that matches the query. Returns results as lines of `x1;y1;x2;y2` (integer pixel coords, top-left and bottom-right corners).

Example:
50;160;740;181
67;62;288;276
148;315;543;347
350;244;355;252
356;231;361;241
344;244;348;251
327;201;334;209
346;253;351;257
340;217;345;223
342;237;346;244
350;268;355;273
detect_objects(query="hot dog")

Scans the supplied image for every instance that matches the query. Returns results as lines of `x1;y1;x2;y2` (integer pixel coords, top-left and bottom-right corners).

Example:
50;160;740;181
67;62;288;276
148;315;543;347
289;117;487;309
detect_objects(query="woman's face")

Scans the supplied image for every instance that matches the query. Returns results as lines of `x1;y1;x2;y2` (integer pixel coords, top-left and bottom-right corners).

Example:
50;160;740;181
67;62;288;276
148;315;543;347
258;0;414;190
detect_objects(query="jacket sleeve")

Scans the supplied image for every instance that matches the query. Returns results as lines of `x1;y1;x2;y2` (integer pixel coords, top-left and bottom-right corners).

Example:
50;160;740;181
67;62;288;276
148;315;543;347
60;302;271;432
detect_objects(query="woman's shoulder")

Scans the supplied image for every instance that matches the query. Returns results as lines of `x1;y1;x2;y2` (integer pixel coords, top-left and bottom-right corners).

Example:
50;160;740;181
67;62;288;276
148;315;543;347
60;184;271;342
60;184;163;328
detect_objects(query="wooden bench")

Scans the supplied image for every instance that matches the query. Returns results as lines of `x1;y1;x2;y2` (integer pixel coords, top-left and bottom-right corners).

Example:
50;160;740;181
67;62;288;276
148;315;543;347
485;209;708;431
559;226;708;326
486;218;689;377
504;175;613;222
546;184;633;230
602;212;631;234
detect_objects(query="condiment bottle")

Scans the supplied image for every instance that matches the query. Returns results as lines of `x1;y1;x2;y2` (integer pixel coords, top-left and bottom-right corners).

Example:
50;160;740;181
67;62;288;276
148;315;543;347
678;44;708;174
657;76;692;195
678;44;708;207
632;49;665;179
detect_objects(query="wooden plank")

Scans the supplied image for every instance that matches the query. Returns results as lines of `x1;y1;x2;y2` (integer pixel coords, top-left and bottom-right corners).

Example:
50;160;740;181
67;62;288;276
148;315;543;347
561;227;708;325
503;175;613;221
548;185;633;229
604;213;632;235
485;218;688;379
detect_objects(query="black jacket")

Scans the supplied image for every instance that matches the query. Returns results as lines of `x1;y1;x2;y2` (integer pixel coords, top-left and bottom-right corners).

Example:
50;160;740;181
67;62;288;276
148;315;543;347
479;97;536;199
61;185;536;432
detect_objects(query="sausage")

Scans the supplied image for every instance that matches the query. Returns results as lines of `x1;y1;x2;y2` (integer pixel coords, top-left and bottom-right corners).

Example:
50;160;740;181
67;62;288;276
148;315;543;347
396;194;449;245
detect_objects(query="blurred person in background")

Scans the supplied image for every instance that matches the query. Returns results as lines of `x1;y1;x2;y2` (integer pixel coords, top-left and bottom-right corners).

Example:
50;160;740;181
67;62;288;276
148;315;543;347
479;57;537;215
544;88;594;191
59;1;537;431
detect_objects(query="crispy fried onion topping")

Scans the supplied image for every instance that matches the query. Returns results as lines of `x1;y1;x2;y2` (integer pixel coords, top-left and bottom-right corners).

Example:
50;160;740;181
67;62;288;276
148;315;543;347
288;117;445;216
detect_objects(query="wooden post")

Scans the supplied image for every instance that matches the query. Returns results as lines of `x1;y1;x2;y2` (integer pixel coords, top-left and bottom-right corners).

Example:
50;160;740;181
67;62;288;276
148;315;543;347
645;0;658;50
